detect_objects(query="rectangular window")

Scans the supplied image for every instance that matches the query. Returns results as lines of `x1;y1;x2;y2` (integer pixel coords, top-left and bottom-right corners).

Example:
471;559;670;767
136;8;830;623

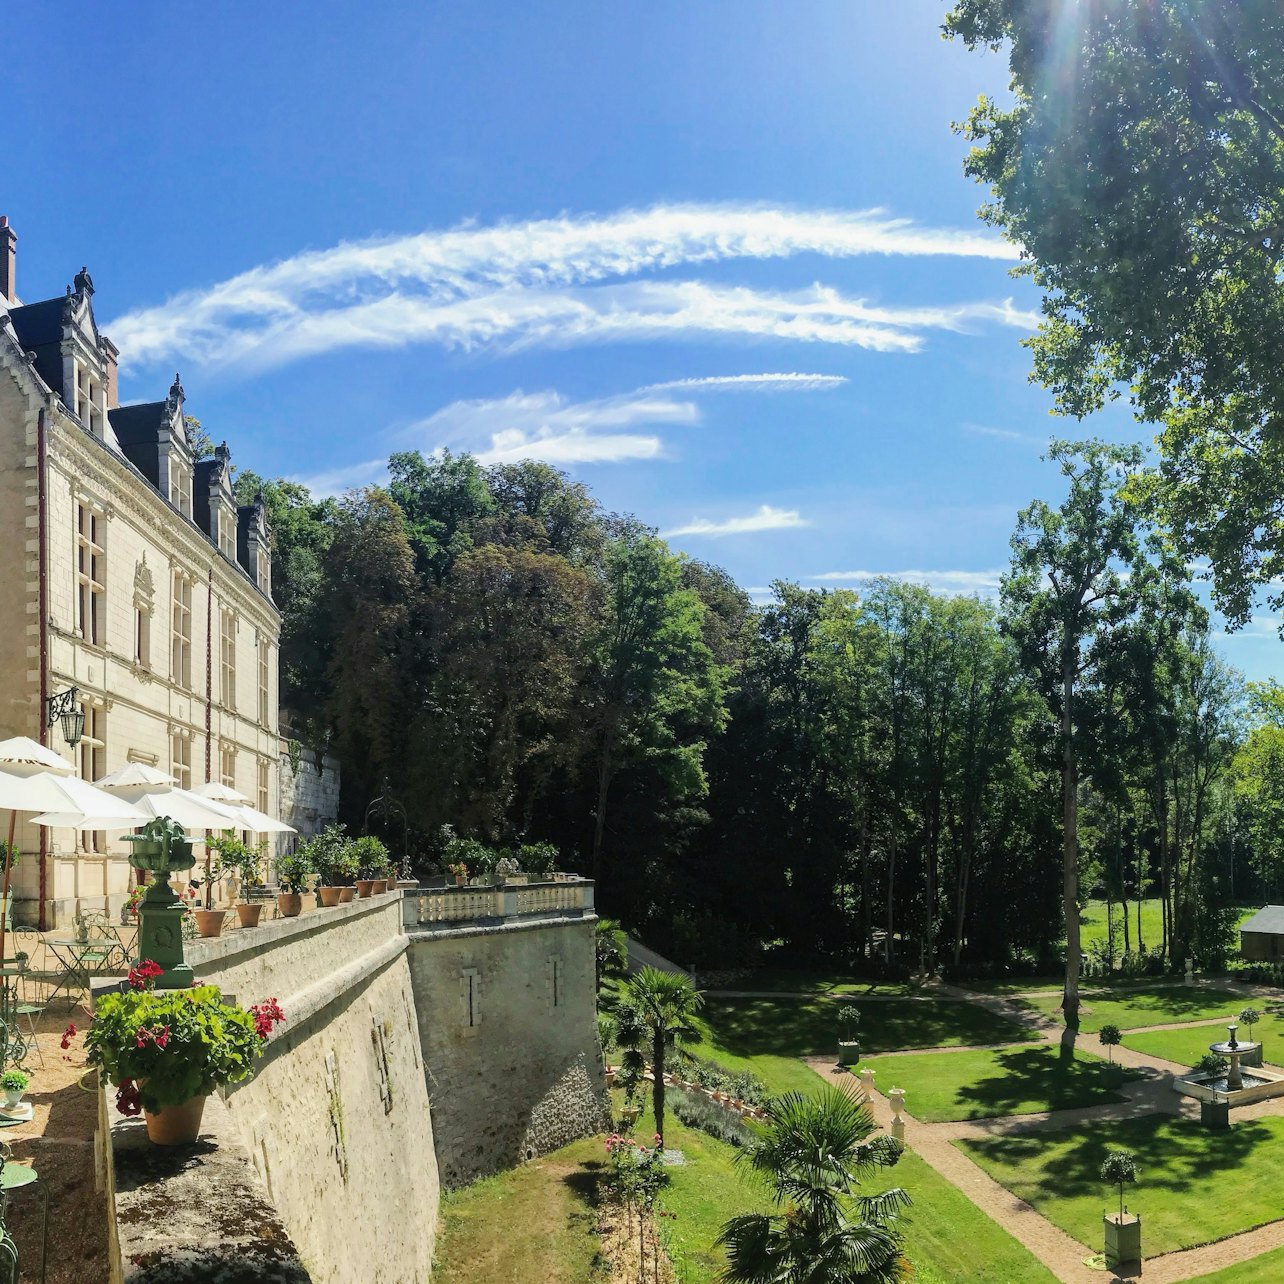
169;455;191;518
220;610;236;709
78;703;105;852
134;605;150;668
171;573;192;689
171;734;191;791
218;509;236;559
221;744;236;791
75;503;105;646
258;634;271;726
257;758;269;815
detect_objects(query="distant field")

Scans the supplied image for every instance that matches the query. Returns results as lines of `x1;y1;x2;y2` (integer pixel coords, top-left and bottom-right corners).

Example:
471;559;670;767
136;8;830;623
1075;898;1258;956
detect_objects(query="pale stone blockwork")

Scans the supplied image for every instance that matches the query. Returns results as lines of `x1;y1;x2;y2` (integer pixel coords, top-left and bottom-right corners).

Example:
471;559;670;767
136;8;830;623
0;234;281;926
407;914;609;1187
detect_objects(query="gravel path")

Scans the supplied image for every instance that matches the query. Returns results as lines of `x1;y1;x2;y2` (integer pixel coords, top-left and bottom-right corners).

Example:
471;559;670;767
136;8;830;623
800;982;1284;1282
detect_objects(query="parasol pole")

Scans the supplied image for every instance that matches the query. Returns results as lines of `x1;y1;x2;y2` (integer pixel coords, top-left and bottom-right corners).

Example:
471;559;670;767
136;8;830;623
0;810;15;964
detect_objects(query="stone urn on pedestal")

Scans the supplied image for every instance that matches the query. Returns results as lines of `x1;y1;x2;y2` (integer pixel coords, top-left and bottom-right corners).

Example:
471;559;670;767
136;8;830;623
123;817;197;990
887;1087;906;1140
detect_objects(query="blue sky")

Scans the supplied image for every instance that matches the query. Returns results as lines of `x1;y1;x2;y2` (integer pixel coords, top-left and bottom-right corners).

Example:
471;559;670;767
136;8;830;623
6;1;1279;678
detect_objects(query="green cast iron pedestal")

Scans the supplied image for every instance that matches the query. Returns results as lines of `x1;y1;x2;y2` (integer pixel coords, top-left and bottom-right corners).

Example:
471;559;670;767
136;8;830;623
125;833;195;990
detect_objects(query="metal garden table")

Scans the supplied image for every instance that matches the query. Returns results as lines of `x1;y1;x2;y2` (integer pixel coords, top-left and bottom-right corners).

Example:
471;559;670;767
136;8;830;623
44;935;126;1009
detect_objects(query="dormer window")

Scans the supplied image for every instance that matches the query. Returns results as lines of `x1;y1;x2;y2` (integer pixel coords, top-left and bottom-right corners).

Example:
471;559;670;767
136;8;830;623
76;363;105;437
218;508;236;558
168;453;192;518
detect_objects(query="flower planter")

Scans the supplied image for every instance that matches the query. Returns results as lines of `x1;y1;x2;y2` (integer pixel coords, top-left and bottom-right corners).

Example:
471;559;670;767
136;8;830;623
145;1094;209;1146
338;887;355;903
454;875;466;887
837;1040;861;1067
193;909;225;938
1;1088;23;1110
235;903;263;930
318;886;343;908
1104;1213;1141;1267
356;880;375;899
276;893;303;918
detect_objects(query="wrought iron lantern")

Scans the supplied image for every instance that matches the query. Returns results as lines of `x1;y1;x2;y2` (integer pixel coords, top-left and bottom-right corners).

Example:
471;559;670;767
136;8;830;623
46;686;84;749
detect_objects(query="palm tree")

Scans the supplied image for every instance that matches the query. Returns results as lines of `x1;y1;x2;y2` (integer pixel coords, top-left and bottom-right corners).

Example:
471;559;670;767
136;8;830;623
613;966;703;1148
718;1086;909;1284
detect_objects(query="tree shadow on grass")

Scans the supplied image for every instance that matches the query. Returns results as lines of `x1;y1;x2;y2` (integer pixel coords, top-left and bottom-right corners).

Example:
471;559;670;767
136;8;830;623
965;1116;1273;1206
561;1159;605;1203
701;998;1036;1059
953;1046;1145;1120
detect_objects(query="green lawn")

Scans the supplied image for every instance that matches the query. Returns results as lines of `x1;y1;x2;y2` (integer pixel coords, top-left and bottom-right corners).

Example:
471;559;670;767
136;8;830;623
859;1045;1143;1122
697;995;1036;1066
959;1113;1284;1256
1021;984;1252;1032
433;1134;608;1283
889;1150;1059;1284
1126;1009;1284;1069
709;970;914;996
622;1095;1058;1283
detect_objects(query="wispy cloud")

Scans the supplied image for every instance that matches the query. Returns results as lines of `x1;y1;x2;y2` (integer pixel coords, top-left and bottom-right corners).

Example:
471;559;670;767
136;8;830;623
289;457;388;498
809;568;1006;597
643;372;848;393
106;203;1025;372
664;505;809;538
402;368;844;467
962;423;1041;444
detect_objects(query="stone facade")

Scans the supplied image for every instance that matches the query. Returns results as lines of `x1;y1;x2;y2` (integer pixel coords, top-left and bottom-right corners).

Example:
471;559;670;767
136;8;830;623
278;738;340;849
407;914;609;1187
0;223;280;925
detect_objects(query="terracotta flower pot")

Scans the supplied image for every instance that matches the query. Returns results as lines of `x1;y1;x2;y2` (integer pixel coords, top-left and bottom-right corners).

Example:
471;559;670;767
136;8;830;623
454;875;466;887
235;903;263;929
356;880;375;899
318;886;343;908
371;879;386;894
277;892;303;918
144;1094;209;1146
338;887;355;903
193;909;225;938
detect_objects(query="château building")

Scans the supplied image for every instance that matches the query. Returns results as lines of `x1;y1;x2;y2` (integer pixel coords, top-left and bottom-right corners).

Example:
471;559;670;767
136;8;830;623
0;216;281;926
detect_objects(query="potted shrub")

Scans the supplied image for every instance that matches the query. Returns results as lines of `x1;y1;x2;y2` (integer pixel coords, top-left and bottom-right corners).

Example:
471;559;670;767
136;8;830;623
1240;1006;1264;1067
275;848;314;918
353;835;392;893
1098;1023;1122;1080
83;960;285;1145
306;825;356;908
837;1004;861;1067
352;835;391;895
0;1068;28;1110
221;834;268;929
447;861;469;888
1101;1149;1140;1266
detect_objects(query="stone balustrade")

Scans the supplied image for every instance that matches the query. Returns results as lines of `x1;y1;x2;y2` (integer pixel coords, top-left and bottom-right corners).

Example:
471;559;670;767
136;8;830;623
412;878;595;929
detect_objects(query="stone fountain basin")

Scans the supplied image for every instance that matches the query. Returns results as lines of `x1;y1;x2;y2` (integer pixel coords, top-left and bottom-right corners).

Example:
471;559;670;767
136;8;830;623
1210;1041;1261;1057
1176;1061;1284;1107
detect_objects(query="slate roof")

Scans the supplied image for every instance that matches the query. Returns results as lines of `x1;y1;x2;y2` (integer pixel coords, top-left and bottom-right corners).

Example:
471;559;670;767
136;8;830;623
107;402;167;445
1240;906;1284;935
5;297;64;348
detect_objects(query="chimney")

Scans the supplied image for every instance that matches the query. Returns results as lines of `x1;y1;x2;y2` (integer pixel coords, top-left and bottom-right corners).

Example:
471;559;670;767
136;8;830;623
0;217;15;303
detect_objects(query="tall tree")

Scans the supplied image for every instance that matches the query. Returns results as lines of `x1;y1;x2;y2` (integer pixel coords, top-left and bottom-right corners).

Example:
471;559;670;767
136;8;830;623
1001;440;1154;1031
944;1;1284;627
587;535;727;887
